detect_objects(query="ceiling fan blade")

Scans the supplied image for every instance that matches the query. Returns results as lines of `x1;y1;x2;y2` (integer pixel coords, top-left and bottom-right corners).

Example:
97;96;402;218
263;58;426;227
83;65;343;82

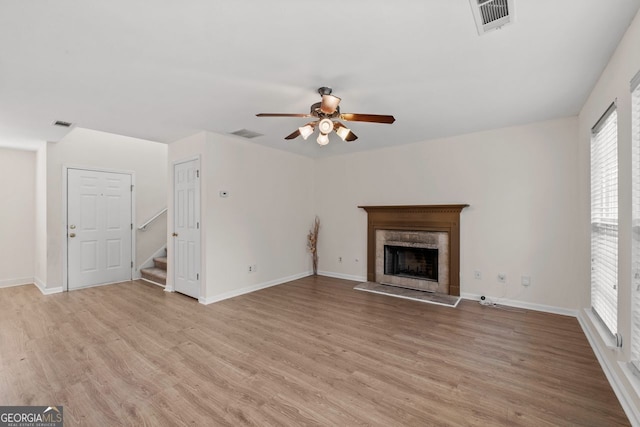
340;113;395;124
320;94;341;114
256;113;312;118
284;129;301;140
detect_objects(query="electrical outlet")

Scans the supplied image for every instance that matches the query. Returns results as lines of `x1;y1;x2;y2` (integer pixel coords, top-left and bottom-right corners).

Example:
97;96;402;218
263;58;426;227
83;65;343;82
248;265;257;273
338;257;342;263
474;270;481;280
521;275;531;287
248;265;253;273
497;273;506;283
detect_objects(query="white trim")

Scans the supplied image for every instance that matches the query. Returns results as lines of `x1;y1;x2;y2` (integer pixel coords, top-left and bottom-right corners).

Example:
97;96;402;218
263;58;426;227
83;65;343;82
199;272;312;305
34;276;46;290
63;165;136;291
578;312;640;426
584;307;619;348
140;278;166;288
460;292;579;317
34;278;63;295
0;277;34;289
317;270;367;282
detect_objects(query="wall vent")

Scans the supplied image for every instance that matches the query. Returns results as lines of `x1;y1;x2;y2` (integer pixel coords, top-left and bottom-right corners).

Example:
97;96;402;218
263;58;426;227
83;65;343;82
230;129;263;139
469;0;514;35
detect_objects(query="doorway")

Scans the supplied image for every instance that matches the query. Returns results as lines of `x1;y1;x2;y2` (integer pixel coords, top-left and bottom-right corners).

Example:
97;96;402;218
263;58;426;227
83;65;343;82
66;168;133;290
173;158;201;299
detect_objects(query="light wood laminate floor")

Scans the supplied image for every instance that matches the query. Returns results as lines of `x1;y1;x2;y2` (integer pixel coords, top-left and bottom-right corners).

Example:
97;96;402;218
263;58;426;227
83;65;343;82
0;276;629;426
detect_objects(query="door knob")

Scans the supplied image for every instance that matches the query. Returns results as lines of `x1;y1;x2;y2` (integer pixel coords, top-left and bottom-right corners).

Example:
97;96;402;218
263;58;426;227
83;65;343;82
69;225;76;229
172;232;178;237
69;233;76;238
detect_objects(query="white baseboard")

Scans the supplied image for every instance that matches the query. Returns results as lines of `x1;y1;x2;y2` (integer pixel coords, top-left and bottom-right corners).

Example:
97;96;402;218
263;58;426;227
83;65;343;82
317;271;367;282
33;277;63;295
0;277;34;289
577;311;640;426
140;278;165;288
460;292;579;317
199;271;312;305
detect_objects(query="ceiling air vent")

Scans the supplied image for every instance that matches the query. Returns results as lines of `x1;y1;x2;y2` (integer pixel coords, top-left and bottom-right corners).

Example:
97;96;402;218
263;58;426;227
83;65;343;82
469;0;514;35
230;129;263;139
52;120;73;128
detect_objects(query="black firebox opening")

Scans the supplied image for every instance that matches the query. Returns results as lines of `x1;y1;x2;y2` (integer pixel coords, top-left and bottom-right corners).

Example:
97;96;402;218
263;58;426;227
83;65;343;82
384;245;438;281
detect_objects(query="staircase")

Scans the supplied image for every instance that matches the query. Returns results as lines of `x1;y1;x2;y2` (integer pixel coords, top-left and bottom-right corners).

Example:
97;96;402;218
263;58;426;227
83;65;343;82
141;255;167;287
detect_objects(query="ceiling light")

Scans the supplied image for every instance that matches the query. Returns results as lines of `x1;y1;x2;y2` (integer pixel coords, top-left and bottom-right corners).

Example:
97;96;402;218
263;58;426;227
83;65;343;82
299;124;314;140
320;95;341;114
317;133;329;146
336;126;351;141
318;118;333;135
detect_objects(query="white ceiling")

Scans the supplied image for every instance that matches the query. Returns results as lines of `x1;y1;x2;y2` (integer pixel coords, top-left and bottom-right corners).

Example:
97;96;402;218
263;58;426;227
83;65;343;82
1;1;639;157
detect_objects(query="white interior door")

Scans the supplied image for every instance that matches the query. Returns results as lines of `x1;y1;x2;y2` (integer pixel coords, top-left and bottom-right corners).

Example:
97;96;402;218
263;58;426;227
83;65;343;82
174;159;201;299
67;169;132;290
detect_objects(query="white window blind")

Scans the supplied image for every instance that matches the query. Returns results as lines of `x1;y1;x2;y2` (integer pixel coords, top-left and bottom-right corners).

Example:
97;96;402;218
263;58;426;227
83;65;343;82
631;72;640;362
591;102;618;337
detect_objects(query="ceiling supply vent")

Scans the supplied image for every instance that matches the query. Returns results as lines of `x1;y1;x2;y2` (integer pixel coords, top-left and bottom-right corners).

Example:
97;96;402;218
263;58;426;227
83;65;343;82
469;0;514;35
52;120;73;128
230;129;263;139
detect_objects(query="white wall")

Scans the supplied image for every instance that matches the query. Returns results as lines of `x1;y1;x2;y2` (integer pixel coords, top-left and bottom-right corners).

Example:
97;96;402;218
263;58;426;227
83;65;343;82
45;128;168;290
0;148;36;287
168;131;315;303
315;117;581;312
577;9;640;423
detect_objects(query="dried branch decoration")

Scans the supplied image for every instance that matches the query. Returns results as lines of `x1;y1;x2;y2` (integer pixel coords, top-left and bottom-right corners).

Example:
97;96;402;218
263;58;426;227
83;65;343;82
307;216;320;275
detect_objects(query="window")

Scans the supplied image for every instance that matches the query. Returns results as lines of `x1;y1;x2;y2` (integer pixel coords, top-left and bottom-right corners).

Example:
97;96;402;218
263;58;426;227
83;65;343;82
631;71;640;363
591;102;618;337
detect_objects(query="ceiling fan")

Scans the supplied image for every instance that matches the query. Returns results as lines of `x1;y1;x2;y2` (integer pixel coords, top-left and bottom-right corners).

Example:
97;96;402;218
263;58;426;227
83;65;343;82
256;87;395;146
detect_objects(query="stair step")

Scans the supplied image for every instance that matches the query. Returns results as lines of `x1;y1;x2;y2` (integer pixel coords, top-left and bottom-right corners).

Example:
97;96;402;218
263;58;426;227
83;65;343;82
153;256;167;270
141;267;167;286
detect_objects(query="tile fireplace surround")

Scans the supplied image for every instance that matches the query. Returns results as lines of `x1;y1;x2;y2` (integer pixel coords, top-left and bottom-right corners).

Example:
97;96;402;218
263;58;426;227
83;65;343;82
359;205;469;296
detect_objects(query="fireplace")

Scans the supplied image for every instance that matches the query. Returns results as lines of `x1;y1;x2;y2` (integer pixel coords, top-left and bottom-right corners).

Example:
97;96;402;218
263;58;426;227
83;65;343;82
376;229;449;293
384;245;438;281
359;205;468;296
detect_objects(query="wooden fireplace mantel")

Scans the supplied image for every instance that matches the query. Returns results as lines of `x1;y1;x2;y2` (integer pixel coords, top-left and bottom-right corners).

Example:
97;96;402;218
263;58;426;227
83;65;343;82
358;204;469;296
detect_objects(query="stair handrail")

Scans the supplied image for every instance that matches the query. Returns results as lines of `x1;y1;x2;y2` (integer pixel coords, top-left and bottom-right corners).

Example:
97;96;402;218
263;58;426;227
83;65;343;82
138;207;167;231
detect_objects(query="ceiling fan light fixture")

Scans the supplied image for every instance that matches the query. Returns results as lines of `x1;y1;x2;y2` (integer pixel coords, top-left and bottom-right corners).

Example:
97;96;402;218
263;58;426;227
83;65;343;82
318;118;333;135
320;95;341;114
299;124;314;140
336;125;351;141
256;87;394;145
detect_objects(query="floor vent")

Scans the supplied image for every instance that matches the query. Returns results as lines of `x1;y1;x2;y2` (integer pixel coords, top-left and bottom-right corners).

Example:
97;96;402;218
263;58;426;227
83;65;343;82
230;129;263;139
469;0;514;35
